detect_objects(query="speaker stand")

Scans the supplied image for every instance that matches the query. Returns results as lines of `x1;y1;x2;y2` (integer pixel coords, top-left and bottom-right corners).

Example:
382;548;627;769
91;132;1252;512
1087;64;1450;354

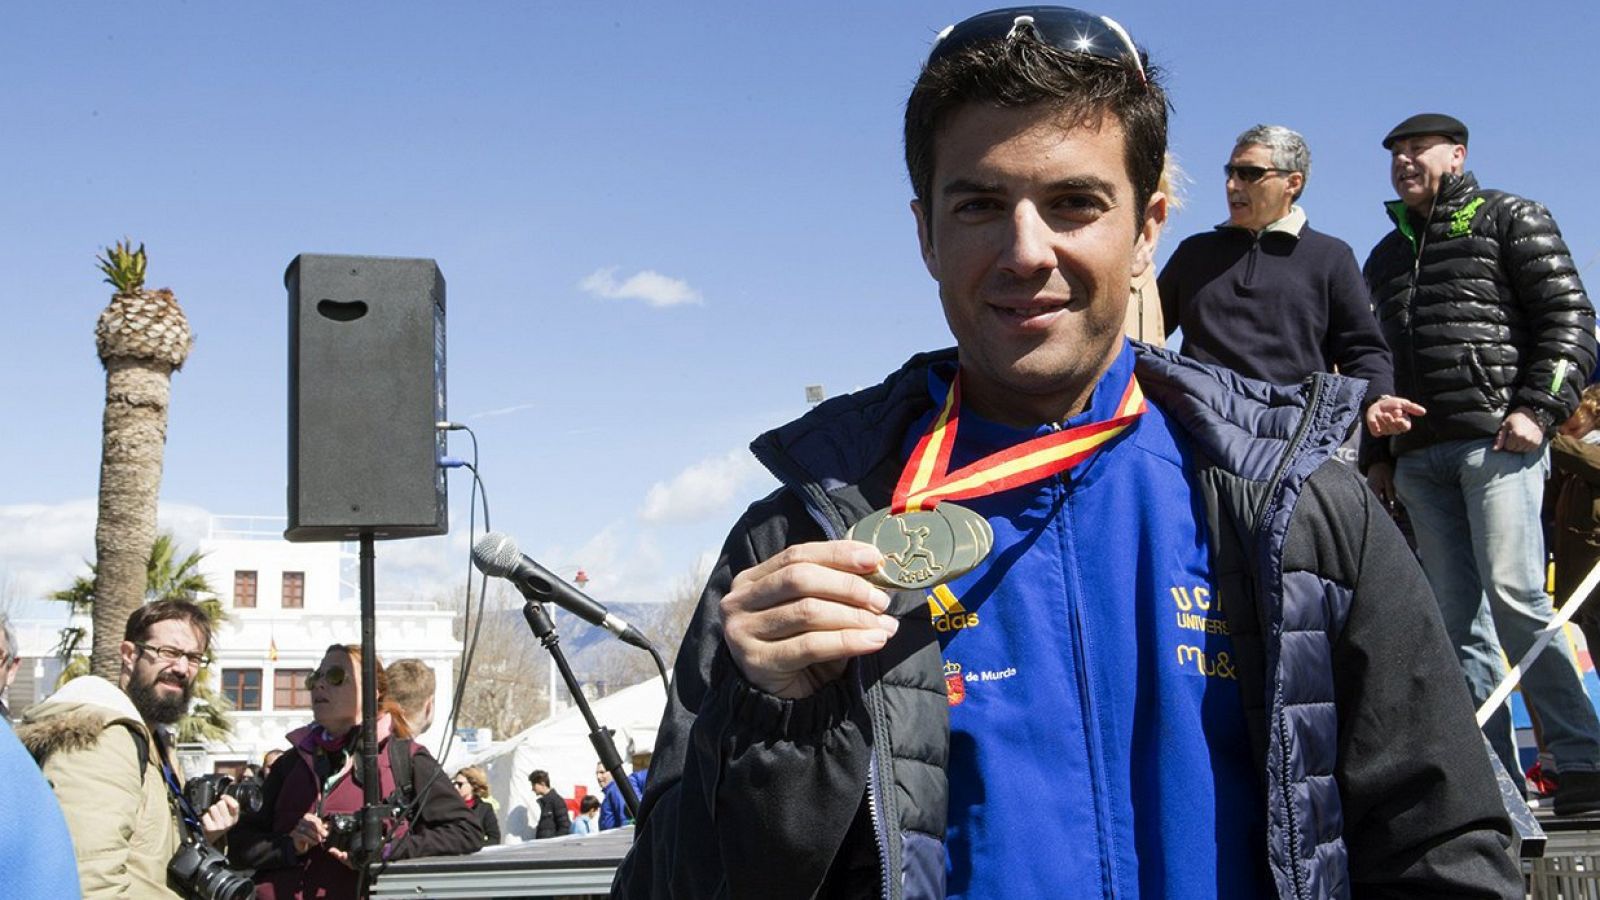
357;533;385;878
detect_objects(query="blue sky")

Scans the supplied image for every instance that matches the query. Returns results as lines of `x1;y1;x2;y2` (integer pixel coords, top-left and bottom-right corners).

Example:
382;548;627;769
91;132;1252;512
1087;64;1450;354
3;2;1596;617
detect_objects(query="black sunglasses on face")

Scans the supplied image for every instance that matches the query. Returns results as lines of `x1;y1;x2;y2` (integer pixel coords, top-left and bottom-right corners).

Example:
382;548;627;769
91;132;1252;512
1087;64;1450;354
305;665;348;690
1223;164;1291;184
927;6;1147;83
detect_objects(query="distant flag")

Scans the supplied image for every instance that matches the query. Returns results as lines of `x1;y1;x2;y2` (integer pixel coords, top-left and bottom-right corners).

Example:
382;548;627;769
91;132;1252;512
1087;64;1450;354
268;637;278;661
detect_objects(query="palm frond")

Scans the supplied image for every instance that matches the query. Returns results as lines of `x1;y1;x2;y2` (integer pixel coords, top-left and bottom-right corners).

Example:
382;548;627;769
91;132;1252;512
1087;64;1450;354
178;669;234;743
96;239;147;293
54;654;89;689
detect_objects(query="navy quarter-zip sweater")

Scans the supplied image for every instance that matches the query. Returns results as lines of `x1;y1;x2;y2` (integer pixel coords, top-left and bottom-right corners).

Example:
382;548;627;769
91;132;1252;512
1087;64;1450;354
1158;220;1393;408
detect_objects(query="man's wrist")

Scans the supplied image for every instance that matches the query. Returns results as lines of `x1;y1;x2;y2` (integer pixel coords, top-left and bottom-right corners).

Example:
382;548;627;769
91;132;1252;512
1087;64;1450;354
1515;406;1556;431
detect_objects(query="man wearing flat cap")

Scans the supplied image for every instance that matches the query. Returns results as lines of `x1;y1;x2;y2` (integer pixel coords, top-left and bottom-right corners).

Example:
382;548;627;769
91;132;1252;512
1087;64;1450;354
1363;112;1600;813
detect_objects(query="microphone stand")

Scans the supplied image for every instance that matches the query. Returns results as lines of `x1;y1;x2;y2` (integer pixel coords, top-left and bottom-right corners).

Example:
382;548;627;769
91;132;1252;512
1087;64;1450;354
521;599;640;818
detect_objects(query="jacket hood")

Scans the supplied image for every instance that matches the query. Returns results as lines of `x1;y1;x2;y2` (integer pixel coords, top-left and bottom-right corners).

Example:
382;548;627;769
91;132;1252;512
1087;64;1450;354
16;674;148;761
751;343;1363;505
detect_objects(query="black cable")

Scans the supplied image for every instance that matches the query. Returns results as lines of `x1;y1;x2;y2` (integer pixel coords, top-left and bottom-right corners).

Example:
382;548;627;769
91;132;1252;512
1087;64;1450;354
440;458;489;768
369;430;491;881
648;644;670;696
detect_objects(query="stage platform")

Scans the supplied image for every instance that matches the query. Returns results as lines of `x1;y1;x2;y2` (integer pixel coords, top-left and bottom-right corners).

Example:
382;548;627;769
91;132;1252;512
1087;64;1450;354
371;827;632;899
1529;807;1600;898
370;815;1600;899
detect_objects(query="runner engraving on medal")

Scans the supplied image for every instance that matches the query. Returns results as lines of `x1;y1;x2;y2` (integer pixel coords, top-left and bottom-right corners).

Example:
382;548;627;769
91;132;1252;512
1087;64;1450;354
884;517;943;581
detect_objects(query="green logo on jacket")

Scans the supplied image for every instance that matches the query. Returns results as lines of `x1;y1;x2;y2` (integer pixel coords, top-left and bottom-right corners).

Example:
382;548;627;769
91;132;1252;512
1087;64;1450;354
1448;197;1486;237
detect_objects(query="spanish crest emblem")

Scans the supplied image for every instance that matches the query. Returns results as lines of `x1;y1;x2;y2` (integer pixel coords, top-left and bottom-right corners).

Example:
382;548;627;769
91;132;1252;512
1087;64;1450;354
944;660;966;707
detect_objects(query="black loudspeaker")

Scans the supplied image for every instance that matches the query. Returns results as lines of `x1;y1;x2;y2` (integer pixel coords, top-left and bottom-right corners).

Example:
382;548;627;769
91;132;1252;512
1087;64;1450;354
285;254;447;541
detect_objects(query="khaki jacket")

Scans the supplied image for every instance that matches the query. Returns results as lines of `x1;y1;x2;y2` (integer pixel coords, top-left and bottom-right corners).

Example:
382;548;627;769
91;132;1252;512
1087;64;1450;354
18;675;183;899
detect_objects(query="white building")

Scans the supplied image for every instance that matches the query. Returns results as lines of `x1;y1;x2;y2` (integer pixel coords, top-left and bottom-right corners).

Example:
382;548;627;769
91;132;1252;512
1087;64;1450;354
194;516;461;776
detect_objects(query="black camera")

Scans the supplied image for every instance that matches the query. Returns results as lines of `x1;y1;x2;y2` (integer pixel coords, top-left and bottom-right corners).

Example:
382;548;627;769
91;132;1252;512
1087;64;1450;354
184;774;264;818
324;805;404;857
324;812;363;854
168;836;255;900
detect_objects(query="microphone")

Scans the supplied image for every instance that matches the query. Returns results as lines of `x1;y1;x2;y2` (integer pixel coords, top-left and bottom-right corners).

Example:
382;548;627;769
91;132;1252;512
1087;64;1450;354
471;531;654;652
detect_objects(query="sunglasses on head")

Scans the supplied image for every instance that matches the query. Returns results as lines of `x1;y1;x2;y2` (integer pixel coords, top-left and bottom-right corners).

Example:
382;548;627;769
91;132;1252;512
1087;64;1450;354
926;6;1147;84
1223;164;1291;184
305;665;348;689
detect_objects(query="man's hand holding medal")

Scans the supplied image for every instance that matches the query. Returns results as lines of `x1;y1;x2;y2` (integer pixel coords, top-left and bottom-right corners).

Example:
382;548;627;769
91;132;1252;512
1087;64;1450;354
723;370;1146;700
721;540;900;700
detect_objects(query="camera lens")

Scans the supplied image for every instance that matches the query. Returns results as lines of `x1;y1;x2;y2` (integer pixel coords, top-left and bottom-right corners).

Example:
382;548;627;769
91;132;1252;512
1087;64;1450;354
169;838;256;900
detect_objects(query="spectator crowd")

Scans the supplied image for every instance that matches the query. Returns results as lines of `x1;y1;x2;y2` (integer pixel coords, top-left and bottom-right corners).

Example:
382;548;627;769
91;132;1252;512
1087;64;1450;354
0;598;644;898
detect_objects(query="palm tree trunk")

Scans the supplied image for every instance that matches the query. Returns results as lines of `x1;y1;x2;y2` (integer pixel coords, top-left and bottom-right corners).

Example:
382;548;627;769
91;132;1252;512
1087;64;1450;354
91;357;175;680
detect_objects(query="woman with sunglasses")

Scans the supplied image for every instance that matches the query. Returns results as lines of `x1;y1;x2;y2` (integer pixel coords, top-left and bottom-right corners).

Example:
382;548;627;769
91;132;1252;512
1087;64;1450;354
451;766;501;845
229;644;483;898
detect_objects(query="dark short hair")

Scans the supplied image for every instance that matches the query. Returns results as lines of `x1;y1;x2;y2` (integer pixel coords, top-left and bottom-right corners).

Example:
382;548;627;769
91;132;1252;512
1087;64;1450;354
529;769;550;788
580;795;601;813
124;598;213;653
904;25;1168;227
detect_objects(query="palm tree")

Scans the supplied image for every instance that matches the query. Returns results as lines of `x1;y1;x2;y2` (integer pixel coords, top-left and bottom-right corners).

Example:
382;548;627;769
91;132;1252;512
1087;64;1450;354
90;241;193;680
51;533;232;741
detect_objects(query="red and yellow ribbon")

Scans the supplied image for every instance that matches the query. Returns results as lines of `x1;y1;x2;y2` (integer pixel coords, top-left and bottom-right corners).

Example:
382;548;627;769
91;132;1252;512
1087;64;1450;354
892;370;1147;514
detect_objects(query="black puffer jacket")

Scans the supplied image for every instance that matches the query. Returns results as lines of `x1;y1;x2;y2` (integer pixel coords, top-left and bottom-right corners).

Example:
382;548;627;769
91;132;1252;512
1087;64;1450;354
1363;172;1595;459
613;346;1517;900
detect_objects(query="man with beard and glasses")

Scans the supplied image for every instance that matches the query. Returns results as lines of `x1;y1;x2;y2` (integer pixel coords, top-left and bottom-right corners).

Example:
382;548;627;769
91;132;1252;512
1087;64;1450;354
18;599;240;899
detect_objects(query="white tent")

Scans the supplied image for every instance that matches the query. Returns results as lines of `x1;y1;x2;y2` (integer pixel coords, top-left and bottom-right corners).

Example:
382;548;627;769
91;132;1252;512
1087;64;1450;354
457;676;667;843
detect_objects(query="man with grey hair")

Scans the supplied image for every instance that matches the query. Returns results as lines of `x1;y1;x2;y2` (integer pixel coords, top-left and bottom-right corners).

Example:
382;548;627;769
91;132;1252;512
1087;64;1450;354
1159;124;1409;438
0;613;20;721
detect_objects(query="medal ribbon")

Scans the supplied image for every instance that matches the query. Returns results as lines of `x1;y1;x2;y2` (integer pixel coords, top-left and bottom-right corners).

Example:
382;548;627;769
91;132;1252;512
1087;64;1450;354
892;368;1146;514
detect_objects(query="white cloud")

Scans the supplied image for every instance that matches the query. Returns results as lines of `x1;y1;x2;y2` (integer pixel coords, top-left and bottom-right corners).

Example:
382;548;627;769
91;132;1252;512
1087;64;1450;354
638;449;772;524
468;402;541;420
0;499;214;615
371;528;474;605
578;267;703;308
530;522;680;607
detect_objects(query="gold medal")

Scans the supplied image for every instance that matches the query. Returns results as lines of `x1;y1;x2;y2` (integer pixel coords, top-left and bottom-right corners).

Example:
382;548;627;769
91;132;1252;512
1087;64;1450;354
848;503;993;590
855;365;1146;593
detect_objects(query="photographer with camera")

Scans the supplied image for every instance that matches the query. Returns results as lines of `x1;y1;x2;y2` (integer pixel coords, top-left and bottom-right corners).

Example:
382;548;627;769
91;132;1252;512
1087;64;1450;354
229;643;481;899
18;599;245;899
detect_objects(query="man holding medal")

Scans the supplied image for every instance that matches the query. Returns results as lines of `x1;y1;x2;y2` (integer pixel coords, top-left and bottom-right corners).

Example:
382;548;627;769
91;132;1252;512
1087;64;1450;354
614;8;1519;899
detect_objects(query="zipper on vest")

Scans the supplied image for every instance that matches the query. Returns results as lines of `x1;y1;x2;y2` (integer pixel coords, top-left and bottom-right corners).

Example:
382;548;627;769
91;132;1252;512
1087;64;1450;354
859;661;896;900
1401;192;1441;405
1255;373;1326;899
1273;708;1305;898
1256;374;1324;530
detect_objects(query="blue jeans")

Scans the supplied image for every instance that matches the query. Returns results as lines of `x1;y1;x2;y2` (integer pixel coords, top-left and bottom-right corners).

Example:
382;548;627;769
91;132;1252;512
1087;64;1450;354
1396;437;1600;779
